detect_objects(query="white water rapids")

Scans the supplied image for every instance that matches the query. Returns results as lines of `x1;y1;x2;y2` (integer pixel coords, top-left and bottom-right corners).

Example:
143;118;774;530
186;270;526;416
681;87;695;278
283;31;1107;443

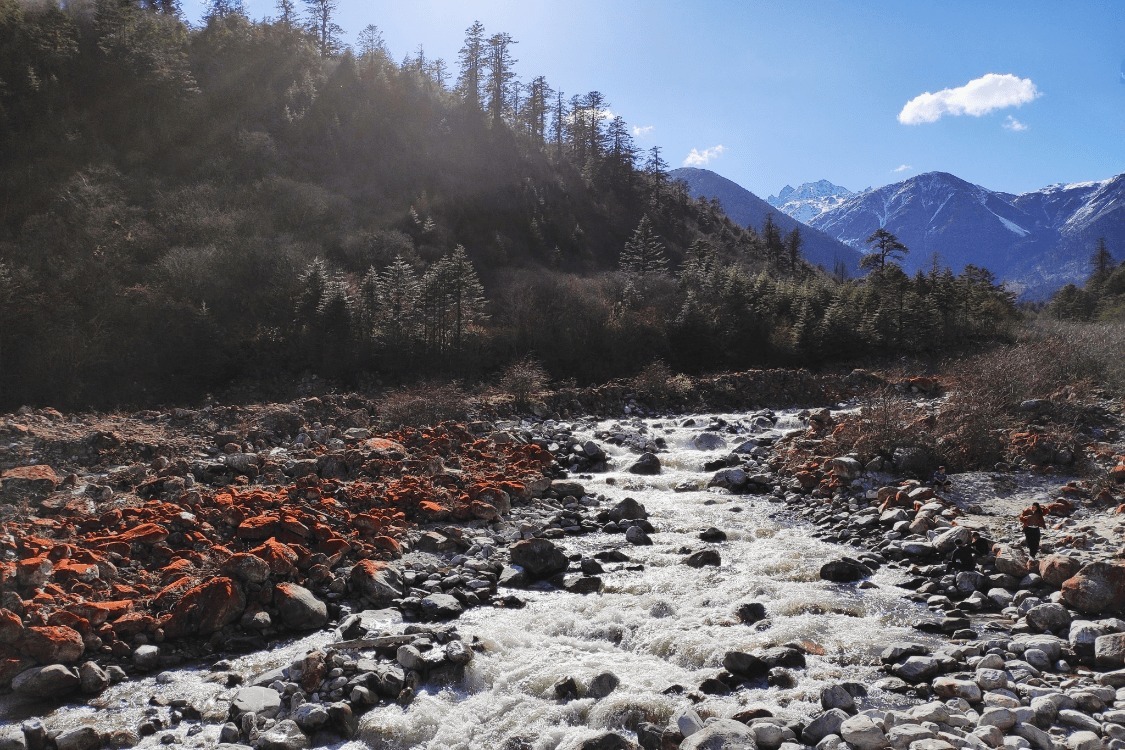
349;411;932;749
1;410;939;749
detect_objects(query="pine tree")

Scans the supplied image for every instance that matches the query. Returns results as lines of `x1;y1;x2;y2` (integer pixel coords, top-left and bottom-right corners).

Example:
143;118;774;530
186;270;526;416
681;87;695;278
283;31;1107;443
484;32;517;124
619;215;669;276
784;227;802;272
455;20;486;109
861;228;909;271
303;0;341;55
1090;237;1114;285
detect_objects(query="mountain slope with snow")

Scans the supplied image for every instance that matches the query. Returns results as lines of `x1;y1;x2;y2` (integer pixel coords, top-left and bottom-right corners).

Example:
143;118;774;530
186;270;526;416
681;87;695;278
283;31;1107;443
767;180;855;223
670;168;864;273
807;172;1125;298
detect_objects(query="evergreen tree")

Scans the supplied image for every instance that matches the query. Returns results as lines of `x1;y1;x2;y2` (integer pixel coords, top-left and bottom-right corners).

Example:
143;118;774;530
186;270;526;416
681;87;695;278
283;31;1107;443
275;0;296;26
302;0;341;55
784;227;802;272
484;31;517;124
761;213;784;267
861;228;909;271
1090;237;1114;285
619;215;669;276
455;20;486;109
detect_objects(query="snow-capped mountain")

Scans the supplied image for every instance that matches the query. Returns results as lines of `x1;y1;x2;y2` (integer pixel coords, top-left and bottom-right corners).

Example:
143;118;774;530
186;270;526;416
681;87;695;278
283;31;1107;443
807;171;1125;298
767;180;856;223
670;168;864;273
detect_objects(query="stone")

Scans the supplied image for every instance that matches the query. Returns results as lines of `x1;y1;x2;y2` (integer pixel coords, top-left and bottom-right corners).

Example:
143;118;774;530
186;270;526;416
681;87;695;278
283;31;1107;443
684;550;721;568
977;708;1016;730
723;652;767;678
1058;710;1102;733
1066;732;1105;750
627;453;661;475
0;726;25;750
736;603;767;625
274;584;328;631
586;671;620;699
53;728;100;750
700;527;727;542
1038;555;1082;587
420;593;464;620
889;725;936;750
975;669;1009;691
1025;603;1071;633
349;560;403;606
932;527;972;554
0;465;59;503
163;577;246;638
293;703;330;732
132;644;161;671
676;707;706;737
1013;723;1053;750
625;526;652;546
1096;633;1125;668
892;656;941;682
803;709;849;744
820;558;873;583
562;575;604;595
709;468;748;491
820;684;855;712
680;719;757;750
994;545;1032;577
1070;620;1113;654
608;498;648;522
232;686;282;719
78;661;109;694
933;677;982;703
840;715;887;750
691;433;728;451
253;720;308;750
1062;561;1125;616
578;733;636;750
510;538;569;579
11;664;79;698
221;554;273;585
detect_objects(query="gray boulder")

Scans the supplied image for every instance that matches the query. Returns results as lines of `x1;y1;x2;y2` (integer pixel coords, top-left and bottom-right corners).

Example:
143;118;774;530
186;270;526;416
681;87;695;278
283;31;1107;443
274;584;328;631
680;719;757;750
11;665;79;698
627;452;661;475
510;538;569;579
254;720;309;750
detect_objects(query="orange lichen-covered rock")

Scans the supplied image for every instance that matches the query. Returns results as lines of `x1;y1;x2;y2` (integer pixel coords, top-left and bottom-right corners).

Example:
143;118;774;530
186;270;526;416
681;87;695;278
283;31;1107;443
237;515;282;540
15;555;53;588
67;600;133;626
110;612;157;639
163;577;246;638
220;553;272;585
20;625;85;664
1112;460;1125;482
251;538;299;576
0;464;60;503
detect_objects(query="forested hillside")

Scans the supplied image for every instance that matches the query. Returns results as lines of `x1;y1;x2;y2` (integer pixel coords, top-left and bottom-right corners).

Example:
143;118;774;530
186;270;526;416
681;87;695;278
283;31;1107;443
0;0;1018;408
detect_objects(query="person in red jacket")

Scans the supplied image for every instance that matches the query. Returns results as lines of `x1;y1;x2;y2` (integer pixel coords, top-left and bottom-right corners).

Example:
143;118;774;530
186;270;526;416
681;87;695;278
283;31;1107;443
1019;501;1047;558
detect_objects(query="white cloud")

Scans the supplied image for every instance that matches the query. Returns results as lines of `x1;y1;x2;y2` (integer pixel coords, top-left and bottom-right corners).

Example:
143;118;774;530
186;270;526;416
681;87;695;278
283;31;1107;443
1003;115;1029;132
682;144;725;167
898;73;1040;125
893;164;913;173
633;125;654;137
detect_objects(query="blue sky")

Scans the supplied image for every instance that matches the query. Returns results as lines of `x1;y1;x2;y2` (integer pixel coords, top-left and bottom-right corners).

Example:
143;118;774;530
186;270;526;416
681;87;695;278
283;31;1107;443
179;0;1125;198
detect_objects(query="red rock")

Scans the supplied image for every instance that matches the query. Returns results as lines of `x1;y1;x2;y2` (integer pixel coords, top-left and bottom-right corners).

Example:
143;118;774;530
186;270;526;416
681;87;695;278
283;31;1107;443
0;465;60;503
109;612;157;638
416;501;450;521
0;609;23;644
15;556;53;588
1039;554;1083;587
469;500;500;521
163;577;246;638
153;576;196;610
1062;561;1125;615
313;537;350;567
20;625;85;664
237;515;282;540
364;438;406;454
67;600;133;626
251;539;299;576
220;553;272;585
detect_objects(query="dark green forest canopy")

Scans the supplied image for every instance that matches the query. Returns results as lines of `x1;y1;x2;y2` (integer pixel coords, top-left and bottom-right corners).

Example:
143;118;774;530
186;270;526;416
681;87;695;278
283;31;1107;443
0;0;1019;408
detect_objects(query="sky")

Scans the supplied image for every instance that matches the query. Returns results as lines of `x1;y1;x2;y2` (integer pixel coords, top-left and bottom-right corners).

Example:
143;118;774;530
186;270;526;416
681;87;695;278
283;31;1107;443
178;0;1125;198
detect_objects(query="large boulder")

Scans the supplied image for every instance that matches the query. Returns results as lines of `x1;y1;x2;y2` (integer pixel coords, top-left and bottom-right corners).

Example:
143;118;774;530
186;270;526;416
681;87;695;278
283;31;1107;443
840;715;887;750
994;545;1032;577
680;719;757;750
820;558;873;583
932;527;971;554
1095;633;1125;668
274;584;328;631
510;538;569;580
19;625;85;664
163;577;246;638
708;468;748;491
349;561;403;607
1039;555;1082;587
1062;562;1125;615
0;465;59;504
828;457;862;481
627;453;661;475
1026;603;1072;634
11;664;80;698
690;433;728;451
608;498;648;522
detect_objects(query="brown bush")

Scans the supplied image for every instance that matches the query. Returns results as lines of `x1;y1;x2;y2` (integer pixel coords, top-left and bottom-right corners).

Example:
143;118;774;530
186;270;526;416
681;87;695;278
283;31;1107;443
631;359;693;404
376;381;472;428
498;357;549;409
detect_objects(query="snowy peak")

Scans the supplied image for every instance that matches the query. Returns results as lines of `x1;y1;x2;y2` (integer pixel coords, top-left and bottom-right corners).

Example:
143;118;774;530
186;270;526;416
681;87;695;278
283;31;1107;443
767;180;854;223
807;170;1125;299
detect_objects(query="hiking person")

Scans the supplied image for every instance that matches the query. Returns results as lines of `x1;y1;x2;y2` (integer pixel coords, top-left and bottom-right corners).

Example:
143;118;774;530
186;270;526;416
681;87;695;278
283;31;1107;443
947;537;976;573
931;465;952;490
1019;501;1047;558
969;530;993;557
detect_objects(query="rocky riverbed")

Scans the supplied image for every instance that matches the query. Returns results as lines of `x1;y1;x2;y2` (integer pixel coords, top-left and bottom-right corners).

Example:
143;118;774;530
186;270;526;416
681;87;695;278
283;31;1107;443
1;390;1124;750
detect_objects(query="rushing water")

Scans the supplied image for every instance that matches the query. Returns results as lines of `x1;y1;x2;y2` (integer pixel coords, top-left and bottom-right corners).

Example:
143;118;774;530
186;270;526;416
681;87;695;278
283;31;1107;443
2;410;935;749
349;411;932;750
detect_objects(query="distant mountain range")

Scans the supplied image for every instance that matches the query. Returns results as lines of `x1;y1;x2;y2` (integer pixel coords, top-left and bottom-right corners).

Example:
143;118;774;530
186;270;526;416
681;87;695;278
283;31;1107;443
675;168;1125;299
767;180;855;223
670;168;863;273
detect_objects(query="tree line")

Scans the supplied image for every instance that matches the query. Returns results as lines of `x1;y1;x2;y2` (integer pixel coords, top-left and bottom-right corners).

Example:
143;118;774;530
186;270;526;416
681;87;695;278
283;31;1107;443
0;1;1019;408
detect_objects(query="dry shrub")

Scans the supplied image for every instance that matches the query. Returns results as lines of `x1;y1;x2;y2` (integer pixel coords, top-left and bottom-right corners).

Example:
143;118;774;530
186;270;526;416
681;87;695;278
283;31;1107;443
377;381;471;428
832;388;936;468
498;357;549;408
1033;320;1125;395
631;359;693;403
